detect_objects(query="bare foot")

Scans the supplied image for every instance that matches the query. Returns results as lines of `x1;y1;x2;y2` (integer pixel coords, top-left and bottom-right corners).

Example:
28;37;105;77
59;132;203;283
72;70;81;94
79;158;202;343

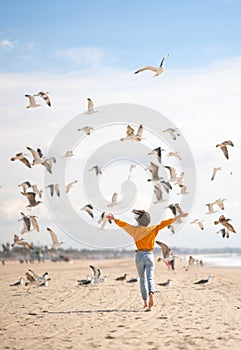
148;293;154;308
143;300;148;308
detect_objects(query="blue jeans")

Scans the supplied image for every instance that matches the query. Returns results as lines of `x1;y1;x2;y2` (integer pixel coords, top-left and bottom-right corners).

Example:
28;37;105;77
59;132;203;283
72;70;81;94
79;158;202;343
135;251;155;301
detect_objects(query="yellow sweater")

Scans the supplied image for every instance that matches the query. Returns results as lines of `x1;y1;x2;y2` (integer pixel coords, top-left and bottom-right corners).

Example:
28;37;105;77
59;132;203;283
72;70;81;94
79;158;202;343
114;218;176;251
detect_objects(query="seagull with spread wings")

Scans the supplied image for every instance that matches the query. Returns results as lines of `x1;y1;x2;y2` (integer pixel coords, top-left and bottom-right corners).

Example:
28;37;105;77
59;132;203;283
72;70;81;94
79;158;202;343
216;140;234;159
11;153;31;168
134;53;169;77
156;241;172;259
78;126;94;135
163;128;180;140
25;94;41;108
120;124;144;142
65;180;78;193
47;227;64;249
11;234;33;249
21;192;42;208
107;192;119;208
18;181;32;192
147;162;163;182
89;165;102;175
214;215;236;233
190;219;204;230
81;204;94;218
148;147;165;163
211;167;232;181
34;91;51;107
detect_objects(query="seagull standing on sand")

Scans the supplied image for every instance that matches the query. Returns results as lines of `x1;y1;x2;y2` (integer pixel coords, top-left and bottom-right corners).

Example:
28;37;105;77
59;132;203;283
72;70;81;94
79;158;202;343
194;275;211;285
115;273;128;281
47;227;64;249
134;53;169;77
157;279;172;287
10;277;24;287
34;91;51;107
120;124;144;142
11;153;31;168
25;94;41;108
216;140;234;159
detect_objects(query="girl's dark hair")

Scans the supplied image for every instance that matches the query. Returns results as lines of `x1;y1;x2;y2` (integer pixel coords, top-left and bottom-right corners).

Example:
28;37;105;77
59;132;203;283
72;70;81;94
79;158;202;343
132;209;151;227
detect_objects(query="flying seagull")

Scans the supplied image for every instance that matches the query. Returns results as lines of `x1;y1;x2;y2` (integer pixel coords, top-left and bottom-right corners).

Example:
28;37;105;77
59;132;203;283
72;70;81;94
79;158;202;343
211;167;232;181
107;192;118;208
65;180;78;193
25;94;41;108
120;124;144;142
216;140;234;159
154;184;165;203
166;203;183;217
164;165;177;181
148;147;165;163
156;241;171;259
21;192;42;208
194;275;211;285
18;181;31;192
85;98;98;114
216;228;230;239
147;162;163;182
205;202;218;215
45;184;60;197
214;215;236;233
26;146;44;166
98;212;112;229
134;53;169;77
47;227;64;249
190;219;204;230
166;151;182;160
63;150;74;158
11;153;31;168
163;128;180;140
89;165;102;175
213;198;226;210
34;91;51;107
78;126;94;135
11;234;33;249
81;204;94;218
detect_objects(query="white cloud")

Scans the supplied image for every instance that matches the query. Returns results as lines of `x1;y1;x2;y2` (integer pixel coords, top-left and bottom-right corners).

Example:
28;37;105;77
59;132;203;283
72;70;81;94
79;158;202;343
55;47;104;68
0;38;16;49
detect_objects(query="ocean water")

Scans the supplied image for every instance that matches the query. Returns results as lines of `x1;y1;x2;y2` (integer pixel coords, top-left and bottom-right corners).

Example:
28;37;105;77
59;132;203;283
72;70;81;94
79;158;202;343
193;253;241;267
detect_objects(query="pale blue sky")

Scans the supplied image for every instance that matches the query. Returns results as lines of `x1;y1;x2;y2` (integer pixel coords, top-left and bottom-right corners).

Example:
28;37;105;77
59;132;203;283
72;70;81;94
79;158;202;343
1;0;241;250
1;0;241;72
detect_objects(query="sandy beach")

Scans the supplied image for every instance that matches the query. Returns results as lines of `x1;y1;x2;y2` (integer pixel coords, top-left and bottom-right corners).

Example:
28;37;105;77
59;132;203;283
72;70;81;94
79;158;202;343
1;257;241;350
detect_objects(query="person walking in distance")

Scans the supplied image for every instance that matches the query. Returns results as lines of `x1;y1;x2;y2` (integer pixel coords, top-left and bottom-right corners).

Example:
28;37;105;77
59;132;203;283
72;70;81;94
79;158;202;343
106;209;188;310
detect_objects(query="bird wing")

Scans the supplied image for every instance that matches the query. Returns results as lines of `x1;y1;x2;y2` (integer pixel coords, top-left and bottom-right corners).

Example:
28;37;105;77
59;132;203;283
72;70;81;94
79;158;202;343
35;92;51;106
155;241;171;258
30;216;40;232
28;269;40;279
222;221;236;233
20;157;32;168
25;94;36;105
165;166;176;179
126;125;134;136
88;98;94;111
111;192;118;203
89;265;97;277
154;185;163;201
220;145;229;159
211;167;218;181
54;184;60;197
214;199;225;210
150;162;159;178
136;124;143;137
159;54;169;67
26;146;41;162
47;227;59;243
134;66;158;74
21;192;36;205
26;271;36;282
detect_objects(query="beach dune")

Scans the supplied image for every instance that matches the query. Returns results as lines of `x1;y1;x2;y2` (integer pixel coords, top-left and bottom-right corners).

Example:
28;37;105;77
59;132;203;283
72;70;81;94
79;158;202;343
1;258;241;350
